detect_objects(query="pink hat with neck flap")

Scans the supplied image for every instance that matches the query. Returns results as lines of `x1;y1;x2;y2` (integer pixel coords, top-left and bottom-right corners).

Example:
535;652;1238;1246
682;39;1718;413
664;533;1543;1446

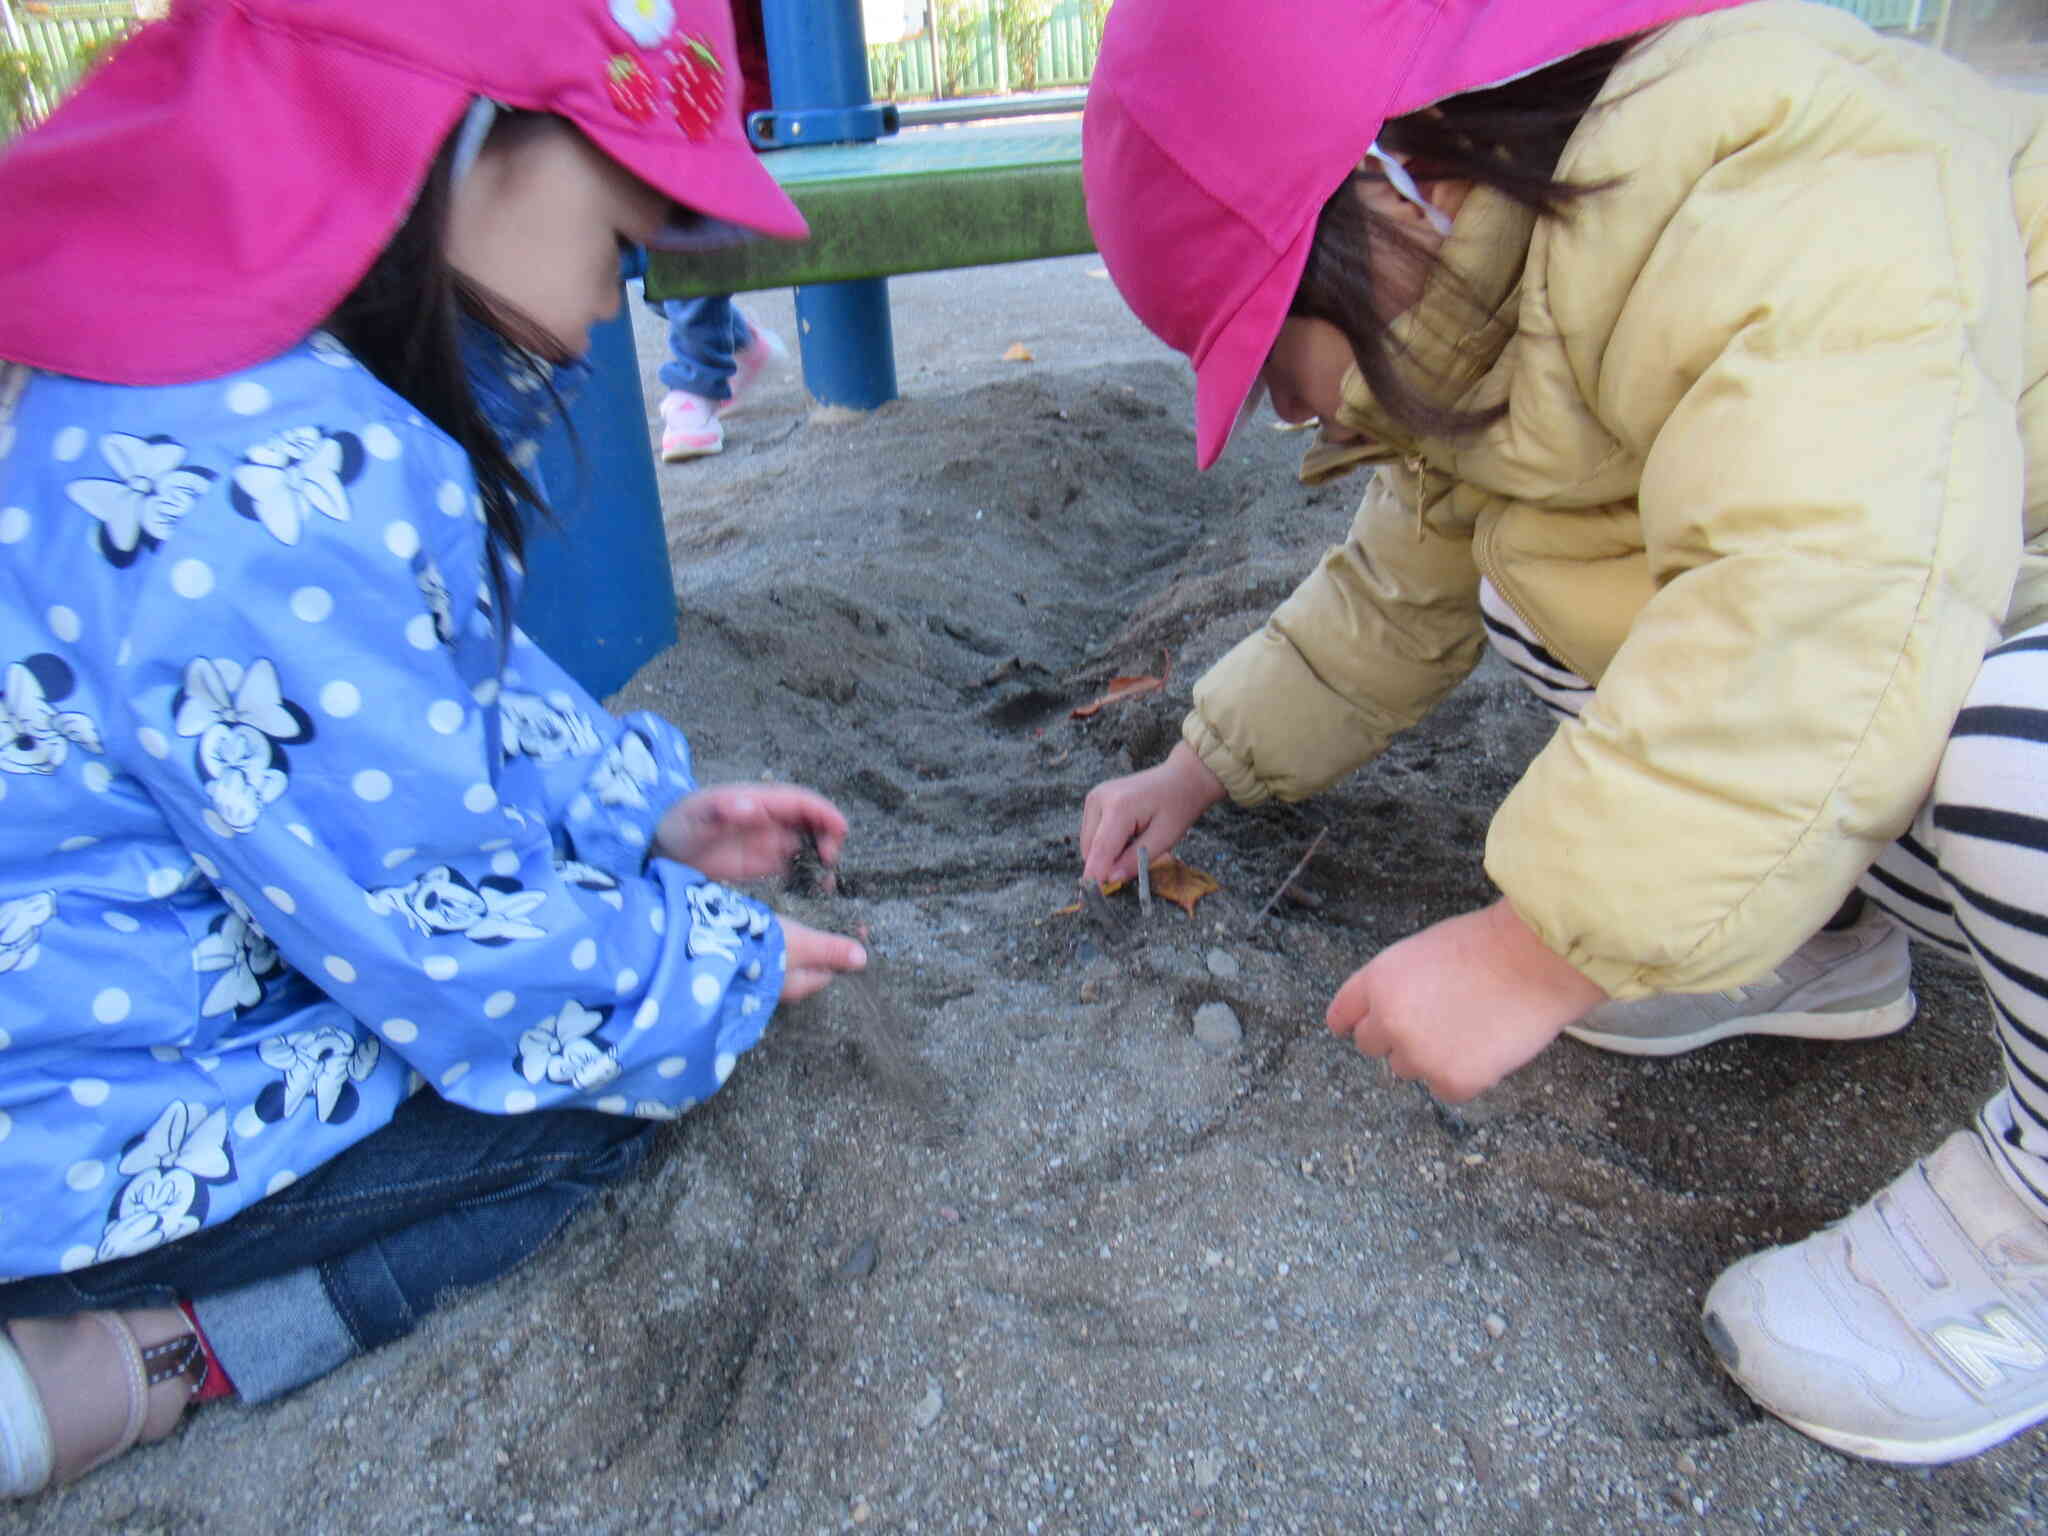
1083;0;1750;469
0;0;809;386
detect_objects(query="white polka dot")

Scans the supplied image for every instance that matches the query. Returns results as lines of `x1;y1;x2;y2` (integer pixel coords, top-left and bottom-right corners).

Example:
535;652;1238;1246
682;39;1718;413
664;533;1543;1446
657;1056;687;1079
483;991;515;1018
321;681;362;718
225;380;271;415
233;1106;265;1140
69;1078;109;1107
82;761;111;794
194;1055;219;1073
633;1000;659;1031
615;969;639;995
504;1088;538;1113
384;521;420;559
148;1043;179;1063
462;783;497;814
0;507;27;543
57;835;97;852
137;727;169;759
440;1061;470;1088
46;605;79;643
115;638;132;666
51;426;86;461
0;778;8;803
203;810;232;839
102;911;139;934
60;1246;97;1272
93;988;131;1023
363;424;402;460
424;955;459;981
568;795;593;821
291;586;334;623
0;1110;9;1142
382;847;416;870
477;853;513;882
190;853;219;881
480;838;511;853
649;907;667;937
170;559;214;599
715;1052;737;1084
596;1095;628;1115
383;1018;418;1044
570;939;597;971
472;677;501;706
66;1159;104;1191
353;769;392;802
267;1170;297;1195
405;613;439;651
288;823;317;846
145;867;181;898
427;699;465;734
692;973;721;1008
437;480;468;516
262;885;295;914
324;956;356;983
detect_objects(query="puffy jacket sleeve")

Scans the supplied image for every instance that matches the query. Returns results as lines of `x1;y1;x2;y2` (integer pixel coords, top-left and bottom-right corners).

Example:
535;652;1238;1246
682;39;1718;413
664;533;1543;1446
105;400;784;1117
1185;467;1486;804
1485;25;2027;997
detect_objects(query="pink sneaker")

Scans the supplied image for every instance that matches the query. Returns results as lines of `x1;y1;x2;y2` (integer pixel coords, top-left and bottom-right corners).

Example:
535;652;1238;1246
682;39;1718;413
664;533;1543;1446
658;390;723;461
720;307;788;417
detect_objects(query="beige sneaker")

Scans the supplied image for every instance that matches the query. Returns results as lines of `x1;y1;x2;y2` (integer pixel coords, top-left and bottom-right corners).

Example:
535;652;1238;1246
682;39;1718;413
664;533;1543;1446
1;1308;202;1497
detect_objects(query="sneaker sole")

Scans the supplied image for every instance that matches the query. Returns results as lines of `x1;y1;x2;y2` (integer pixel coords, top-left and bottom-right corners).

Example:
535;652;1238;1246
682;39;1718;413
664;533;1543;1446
660;440;722;462
1564;990;1916;1058
0;1331;54;1496
1769;1395;2048;1466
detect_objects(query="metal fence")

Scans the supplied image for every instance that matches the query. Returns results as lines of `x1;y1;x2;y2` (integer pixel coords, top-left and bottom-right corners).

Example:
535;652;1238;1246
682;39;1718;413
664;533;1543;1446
869;0;1104;102
2;0;142;133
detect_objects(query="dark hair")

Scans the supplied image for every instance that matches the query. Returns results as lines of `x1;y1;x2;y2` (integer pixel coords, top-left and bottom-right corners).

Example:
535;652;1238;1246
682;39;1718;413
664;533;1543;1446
321;126;568;569
1291;35;1644;440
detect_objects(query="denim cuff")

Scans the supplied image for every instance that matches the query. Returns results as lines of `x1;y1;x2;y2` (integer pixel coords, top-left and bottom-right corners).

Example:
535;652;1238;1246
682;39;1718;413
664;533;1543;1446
192;1266;356;1405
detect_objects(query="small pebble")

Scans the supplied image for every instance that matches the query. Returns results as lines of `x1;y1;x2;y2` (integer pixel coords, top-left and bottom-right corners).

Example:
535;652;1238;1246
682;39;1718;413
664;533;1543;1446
1191;1001;1242;1053
1205;948;1240;979
1676;1452;1701;1478
912;1382;945;1430
1483;1313;1508;1340
837;1236;879;1281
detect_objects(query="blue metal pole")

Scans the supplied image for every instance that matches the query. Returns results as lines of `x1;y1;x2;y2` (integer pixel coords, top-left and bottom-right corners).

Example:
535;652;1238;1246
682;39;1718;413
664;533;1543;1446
518;294;677;698
757;0;899;409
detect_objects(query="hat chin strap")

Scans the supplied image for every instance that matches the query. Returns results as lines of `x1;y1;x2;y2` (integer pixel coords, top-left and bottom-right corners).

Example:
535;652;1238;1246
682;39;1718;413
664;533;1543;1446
449;97;500;184
1364;143;1455;238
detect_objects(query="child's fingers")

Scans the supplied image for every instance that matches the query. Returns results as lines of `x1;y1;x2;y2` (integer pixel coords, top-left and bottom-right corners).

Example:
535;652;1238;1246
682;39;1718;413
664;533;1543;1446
1324;965;1376;1045
778;918;867;1000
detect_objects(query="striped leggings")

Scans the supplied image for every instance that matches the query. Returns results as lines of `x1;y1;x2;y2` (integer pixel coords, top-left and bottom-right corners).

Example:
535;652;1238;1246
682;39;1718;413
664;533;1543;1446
1480;583;2048;1215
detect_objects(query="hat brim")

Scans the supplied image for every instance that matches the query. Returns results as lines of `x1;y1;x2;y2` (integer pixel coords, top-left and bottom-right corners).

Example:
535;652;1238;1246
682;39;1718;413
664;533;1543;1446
578;118;809;248
1192;218;1316;471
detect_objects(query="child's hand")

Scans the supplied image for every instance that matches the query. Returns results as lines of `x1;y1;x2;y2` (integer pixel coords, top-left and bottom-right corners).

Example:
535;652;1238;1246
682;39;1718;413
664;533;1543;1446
656;783;848;882
779;916;867;1001
1325;899;1607;1102
1079;742;1228;885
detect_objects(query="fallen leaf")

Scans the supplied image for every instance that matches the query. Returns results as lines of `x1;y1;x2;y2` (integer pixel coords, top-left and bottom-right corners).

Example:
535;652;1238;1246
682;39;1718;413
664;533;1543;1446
1070;672;1165;719
1052;855;1220;919
1002;342;1035;362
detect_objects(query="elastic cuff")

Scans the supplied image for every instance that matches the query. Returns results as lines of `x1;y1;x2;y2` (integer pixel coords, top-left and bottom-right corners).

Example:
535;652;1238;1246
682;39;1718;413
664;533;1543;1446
190;1267;357;1405
1181;714;1270;807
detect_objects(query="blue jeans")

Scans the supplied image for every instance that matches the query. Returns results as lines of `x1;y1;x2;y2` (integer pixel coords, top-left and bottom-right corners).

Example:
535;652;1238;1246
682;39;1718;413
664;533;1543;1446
0;1094;652;1402
655;295;754;400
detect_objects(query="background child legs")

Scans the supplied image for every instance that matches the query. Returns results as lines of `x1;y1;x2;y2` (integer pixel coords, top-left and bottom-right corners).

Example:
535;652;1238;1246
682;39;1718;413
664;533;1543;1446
0;1095;654;1402
658;296;750;404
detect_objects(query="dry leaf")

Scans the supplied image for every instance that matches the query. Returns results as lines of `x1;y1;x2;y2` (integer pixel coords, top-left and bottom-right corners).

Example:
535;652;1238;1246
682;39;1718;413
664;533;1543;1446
1002;342;1035;362
1052;855;1220;919
1070;672;1165;719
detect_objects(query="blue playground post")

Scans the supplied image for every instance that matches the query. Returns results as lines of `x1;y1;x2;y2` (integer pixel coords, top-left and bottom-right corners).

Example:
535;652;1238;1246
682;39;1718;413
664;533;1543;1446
517;297;677;699
757;0;900;409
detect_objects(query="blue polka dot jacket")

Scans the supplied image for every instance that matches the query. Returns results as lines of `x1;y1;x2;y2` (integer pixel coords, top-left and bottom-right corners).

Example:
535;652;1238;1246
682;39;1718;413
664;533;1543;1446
0;333;786;1279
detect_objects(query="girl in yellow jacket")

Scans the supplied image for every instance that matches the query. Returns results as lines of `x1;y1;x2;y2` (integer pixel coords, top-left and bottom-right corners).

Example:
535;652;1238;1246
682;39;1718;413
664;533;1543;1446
1079;0;2048;1465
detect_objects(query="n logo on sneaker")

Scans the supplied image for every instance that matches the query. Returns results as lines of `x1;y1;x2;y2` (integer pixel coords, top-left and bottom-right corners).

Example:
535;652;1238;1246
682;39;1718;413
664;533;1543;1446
1931;1305;2048;1390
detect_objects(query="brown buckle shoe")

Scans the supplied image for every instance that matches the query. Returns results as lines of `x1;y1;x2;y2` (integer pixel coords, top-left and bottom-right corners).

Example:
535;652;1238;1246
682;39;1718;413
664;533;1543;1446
1;1308;203;1497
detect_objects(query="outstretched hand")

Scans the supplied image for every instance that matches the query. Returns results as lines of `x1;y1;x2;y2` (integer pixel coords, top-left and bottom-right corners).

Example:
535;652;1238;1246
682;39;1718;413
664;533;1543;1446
656;783;848;883
1325;898;1607;1102
779;917;866;1002
1079;741;1228;886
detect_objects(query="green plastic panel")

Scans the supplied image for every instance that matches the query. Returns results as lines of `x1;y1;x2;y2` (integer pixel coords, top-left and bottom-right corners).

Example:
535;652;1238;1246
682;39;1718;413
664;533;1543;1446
646;118;1091;299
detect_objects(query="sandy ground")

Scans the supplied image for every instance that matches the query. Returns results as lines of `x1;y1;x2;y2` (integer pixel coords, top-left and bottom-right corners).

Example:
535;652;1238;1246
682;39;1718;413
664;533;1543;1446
10;250;2048;1532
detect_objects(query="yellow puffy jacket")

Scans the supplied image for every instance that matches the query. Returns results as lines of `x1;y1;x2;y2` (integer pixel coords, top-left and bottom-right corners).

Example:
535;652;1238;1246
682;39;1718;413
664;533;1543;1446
1184;0;2048;999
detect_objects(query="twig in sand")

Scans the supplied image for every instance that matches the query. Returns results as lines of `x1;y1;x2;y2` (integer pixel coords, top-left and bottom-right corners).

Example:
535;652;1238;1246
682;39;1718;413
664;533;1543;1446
1250;827;1329;928
1079;877;1126;940
1136;845;1152;918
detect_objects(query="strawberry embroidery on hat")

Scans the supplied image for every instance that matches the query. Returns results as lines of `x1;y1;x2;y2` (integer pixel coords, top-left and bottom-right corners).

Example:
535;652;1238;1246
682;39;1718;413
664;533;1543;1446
668;34;725;140
606;54;659;122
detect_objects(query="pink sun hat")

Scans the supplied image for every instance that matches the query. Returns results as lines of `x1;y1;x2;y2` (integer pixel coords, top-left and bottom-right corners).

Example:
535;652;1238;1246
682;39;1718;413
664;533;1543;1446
0;0;809;387
1083;0;1751;469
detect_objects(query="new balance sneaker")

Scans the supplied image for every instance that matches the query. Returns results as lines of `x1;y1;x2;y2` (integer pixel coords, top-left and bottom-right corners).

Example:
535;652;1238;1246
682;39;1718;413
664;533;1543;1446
658;389;723;461
1703;1129;2048;1464
1;1307;203;1497
1564;904;1914;1057
719;307;787;416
